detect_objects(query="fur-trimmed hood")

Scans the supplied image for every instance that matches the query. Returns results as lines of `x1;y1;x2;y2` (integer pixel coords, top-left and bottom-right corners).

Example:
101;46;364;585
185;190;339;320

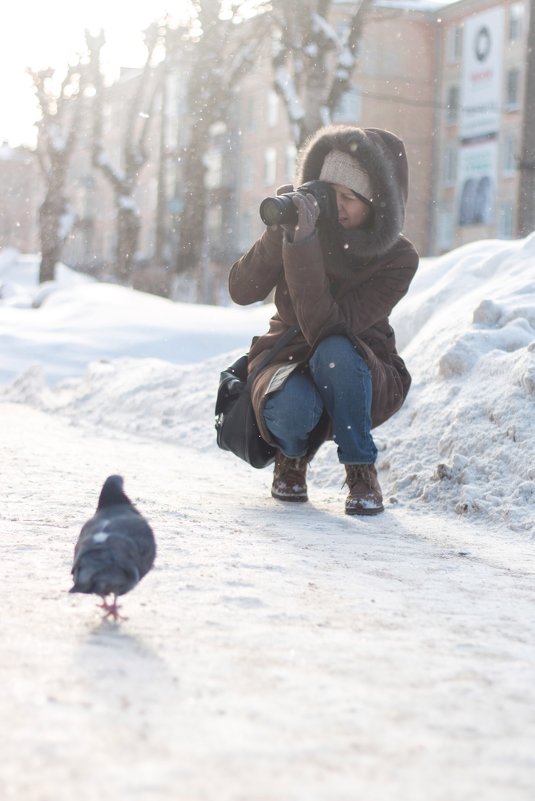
295;125;409;261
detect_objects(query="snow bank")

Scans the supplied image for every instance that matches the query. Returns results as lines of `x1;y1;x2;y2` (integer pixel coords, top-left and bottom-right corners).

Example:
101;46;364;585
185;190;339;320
1;240;534;535
0;253;273;384
0;250;93;307
2;354;229;455
375;235;535;533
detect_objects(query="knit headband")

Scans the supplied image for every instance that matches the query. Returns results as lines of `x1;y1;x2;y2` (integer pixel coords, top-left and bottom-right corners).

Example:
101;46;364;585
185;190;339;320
319;149;373;203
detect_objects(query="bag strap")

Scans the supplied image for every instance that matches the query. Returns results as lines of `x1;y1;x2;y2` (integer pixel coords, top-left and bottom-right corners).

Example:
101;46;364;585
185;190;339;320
248;324;301;385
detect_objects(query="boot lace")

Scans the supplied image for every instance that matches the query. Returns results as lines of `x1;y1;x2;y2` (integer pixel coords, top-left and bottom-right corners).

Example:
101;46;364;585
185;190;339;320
276;454;307;483
344;464;372;489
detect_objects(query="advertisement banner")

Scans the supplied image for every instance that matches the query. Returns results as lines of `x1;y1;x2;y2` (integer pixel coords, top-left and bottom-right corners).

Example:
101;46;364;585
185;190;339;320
460;7;504;140
457;140;498;226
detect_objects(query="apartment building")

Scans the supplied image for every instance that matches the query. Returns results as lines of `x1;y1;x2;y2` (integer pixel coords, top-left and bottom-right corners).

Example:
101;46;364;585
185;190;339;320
228;0;529;260
433;0;527;252
230;1;440;258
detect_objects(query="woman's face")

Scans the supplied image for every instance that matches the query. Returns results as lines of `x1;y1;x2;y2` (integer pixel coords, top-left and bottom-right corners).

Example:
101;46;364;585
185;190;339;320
331;183;371;229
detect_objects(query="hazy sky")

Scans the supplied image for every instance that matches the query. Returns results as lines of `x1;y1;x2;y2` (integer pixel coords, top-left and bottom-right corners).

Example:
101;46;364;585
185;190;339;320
0;1;181;147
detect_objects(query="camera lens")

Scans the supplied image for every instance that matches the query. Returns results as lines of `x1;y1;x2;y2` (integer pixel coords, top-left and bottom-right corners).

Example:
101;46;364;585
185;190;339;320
259;195;298;226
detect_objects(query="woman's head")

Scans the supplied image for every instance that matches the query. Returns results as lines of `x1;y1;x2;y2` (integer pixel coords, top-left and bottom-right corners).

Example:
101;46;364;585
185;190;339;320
320;150;373;228
294;125;409;259
319;149;374;228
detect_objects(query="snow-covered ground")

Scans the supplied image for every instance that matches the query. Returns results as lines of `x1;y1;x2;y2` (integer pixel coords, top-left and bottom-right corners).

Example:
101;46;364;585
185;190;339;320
1;243;534;801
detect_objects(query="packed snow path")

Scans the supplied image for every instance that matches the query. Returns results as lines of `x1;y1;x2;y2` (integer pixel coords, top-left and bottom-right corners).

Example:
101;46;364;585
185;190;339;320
1;402;534;801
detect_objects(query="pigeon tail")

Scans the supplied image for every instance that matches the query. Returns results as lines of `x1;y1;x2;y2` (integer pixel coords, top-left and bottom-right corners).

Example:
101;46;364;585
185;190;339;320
97;475;136;511
70;560;140;597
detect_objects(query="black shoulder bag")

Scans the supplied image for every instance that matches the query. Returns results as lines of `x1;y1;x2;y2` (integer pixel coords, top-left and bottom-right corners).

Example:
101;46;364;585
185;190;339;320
215;325;300;469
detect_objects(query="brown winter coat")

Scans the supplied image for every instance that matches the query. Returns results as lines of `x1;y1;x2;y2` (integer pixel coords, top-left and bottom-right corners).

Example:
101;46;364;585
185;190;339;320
228;125;419;455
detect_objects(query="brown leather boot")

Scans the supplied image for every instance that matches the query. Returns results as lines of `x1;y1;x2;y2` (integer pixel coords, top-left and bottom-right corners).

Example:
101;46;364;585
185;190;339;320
271;452;308;502
345;463;384;516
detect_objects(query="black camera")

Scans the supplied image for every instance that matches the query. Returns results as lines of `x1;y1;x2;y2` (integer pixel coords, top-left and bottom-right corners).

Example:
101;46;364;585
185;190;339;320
259;180;337;227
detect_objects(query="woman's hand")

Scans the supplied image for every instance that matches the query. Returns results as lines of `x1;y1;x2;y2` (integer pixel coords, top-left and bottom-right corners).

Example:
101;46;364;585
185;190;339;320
282;192;320;243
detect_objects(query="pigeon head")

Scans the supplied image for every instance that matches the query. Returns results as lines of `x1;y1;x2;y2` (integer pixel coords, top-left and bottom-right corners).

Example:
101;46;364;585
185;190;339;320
97;475;132;510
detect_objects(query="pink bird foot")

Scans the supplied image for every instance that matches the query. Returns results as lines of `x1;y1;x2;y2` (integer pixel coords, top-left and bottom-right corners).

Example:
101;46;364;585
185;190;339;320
98;595;128;622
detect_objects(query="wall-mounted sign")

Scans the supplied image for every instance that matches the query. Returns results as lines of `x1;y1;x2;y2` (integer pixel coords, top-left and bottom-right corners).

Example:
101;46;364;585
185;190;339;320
460;6;504;141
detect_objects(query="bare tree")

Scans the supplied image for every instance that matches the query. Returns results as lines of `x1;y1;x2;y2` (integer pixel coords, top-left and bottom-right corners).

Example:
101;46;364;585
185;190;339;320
170;1;268;298
30;63;88;283
88;26;163;283
270;0;373;147
516;1;535;236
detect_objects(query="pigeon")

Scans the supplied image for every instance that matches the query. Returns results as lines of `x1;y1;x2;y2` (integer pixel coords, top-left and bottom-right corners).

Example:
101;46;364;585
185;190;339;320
69;475;156;621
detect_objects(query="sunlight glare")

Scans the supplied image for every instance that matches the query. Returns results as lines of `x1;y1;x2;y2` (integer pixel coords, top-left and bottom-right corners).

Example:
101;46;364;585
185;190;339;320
1;0;194;146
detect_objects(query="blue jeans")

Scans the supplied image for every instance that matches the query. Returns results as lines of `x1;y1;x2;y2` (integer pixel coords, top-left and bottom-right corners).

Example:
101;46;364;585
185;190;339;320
263;335;377;464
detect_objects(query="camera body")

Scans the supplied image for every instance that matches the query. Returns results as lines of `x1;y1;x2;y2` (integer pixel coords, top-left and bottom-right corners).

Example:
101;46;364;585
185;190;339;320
259;180;337;227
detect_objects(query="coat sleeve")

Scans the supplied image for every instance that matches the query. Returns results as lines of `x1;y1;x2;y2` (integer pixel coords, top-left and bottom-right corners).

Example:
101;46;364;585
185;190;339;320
228;226;284;305
282;234;418;346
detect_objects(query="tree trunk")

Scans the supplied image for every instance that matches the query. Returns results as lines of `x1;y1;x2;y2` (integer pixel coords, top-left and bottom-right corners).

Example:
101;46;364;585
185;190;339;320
116;201;141;283
516;3;535;236
89;29;160;285
38;166;75;283
177;126;210;279
31;67;82;284
39;197;65;283
154;69;168;268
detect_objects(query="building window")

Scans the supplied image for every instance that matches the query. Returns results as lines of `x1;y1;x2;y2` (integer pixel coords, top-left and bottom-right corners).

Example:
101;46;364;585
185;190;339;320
241;157;253;189
446;85;459;125
446;25;462;64
207;204;222;232
509;2;524;43
436;207;455;251
285;143;297;183
333;84;362;123
502;134;518;175
336;20;350;38
243;97;256;131
204;150;222;189
264;147;277;186
267;90;279;128
442;146;457;185
498;203;514;238
505;69;521;110
210;121;226;138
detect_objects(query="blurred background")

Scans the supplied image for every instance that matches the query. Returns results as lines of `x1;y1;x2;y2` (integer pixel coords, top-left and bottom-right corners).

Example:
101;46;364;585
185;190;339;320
0;0;533;303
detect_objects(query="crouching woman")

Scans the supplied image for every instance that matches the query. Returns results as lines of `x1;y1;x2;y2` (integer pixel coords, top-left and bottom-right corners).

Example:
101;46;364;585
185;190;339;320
228;124;419;515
